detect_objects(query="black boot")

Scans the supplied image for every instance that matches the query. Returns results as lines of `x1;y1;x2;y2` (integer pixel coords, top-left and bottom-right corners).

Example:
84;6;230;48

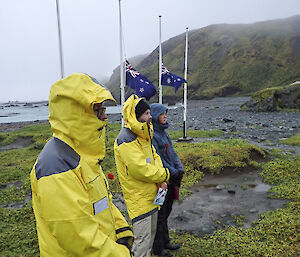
154;249;173;257
165;243;181;251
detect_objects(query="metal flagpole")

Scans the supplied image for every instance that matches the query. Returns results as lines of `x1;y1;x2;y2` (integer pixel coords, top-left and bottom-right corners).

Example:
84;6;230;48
183;27;189;138
119;0;125;126
55;0;64;79
158;15;162;104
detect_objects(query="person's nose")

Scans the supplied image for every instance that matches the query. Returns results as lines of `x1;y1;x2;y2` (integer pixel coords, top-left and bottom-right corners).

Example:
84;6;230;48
100;112;107;121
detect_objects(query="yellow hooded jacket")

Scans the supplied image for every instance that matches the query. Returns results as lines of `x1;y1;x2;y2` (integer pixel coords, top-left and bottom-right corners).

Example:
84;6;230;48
114;95;170;223
30;73;133;257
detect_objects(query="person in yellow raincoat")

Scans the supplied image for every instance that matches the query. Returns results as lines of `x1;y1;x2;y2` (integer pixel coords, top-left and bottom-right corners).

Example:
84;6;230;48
30;73;133;257
114;95;170;257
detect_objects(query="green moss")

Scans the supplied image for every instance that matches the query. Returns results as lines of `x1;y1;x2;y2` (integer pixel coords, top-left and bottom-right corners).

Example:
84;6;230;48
260;156;300;200
280;133;300;146
175;139;265;174
168;129;224;140
0;205;39;256
0;123;51;146
252;86;281;101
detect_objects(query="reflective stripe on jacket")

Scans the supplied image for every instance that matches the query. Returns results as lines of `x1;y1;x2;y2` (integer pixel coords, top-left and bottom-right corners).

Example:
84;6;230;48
114;95;170;222
30;73;133;257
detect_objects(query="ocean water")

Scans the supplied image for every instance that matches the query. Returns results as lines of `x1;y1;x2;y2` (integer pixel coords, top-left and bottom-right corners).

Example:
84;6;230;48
0;103;122;123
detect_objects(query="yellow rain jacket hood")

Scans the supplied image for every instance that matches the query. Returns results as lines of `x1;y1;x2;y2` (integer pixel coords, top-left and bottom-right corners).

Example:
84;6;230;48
49;73;114;162
114;95;170;222
31;73;133;257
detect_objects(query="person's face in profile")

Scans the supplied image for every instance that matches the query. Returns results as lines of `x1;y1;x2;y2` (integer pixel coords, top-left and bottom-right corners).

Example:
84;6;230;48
138;109;152;124
158;111;167;125
93;103;107;121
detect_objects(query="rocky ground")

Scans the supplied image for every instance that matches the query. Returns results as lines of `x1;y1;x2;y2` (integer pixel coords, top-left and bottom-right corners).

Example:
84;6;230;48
108;96;300;153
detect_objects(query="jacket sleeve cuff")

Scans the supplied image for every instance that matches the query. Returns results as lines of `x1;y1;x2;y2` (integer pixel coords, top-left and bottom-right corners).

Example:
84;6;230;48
115;226;133;240
164;168;170;182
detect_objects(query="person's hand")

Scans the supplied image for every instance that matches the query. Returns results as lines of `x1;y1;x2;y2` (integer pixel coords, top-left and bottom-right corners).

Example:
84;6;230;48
116;236;134;252
159;182;168;191
177;170;184;181
171;170;184;185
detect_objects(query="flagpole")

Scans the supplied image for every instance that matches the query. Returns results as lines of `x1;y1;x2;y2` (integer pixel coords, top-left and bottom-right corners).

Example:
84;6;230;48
55;0;64;79
158;15;162;104
119;0;125;126
183;27;189;138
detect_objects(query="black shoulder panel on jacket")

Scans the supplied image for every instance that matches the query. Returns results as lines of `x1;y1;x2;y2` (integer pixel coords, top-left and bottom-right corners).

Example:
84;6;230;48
35;137;80;180
116;127;137;146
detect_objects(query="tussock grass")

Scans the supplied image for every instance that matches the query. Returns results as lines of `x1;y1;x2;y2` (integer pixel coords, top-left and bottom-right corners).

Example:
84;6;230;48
280;133;300;146
168;129;224;140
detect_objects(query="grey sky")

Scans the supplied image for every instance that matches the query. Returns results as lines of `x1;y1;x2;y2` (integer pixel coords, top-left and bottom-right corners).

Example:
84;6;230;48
1;0;300;102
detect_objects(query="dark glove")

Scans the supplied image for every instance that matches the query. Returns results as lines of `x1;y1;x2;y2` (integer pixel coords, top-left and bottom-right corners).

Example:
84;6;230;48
116;236;134;255
171;170;184;185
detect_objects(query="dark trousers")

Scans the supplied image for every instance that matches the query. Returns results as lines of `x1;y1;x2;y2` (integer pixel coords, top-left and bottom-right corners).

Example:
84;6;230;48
152;185;175;254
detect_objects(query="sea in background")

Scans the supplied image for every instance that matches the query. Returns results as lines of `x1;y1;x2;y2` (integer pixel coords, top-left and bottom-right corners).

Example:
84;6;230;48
0;101;180;124
0;102;122;123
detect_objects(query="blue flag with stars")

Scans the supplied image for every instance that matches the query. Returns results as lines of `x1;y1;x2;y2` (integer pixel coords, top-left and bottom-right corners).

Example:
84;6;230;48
161;63;186;92
125;60;157;100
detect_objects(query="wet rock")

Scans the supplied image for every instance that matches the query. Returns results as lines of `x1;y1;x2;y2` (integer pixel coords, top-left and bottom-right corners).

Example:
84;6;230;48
249;208;258;213
242;84;300;112
230;126;237;132
0;137;33;152
0;181;22;190
0;196;31;209
23;103;33;107
225;220;238;227
189;209;203;216
216;185;225;190
174;215;190;222
223;118;234;123
227;188;236;194
0;184;7;189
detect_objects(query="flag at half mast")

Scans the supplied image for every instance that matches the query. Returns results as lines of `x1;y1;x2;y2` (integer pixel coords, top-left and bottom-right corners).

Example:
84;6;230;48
161;63;186;92
125;60;157;100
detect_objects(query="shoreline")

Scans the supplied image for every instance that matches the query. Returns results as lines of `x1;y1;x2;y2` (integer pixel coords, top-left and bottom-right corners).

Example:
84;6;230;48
0;120;49;133
1;96;300;147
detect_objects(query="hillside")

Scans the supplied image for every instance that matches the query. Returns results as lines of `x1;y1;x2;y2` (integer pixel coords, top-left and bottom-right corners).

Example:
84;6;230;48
106;15;300;103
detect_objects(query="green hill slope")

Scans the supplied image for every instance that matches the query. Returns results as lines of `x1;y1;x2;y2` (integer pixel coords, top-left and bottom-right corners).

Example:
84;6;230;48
107;15;300;103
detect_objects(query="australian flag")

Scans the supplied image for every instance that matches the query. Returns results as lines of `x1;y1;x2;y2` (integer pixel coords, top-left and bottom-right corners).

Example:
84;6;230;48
125;60;157;100
161;63;186;92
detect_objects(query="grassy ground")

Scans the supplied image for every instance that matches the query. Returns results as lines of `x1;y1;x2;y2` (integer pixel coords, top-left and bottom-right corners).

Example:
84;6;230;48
280;133;300;146
0;123;299;256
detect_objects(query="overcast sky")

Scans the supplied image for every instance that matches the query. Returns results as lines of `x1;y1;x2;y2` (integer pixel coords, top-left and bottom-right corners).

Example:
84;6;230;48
1;0;300;102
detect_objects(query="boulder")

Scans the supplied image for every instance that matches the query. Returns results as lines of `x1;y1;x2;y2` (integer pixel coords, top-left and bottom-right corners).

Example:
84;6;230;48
241;84;300;112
